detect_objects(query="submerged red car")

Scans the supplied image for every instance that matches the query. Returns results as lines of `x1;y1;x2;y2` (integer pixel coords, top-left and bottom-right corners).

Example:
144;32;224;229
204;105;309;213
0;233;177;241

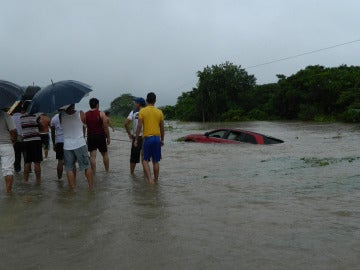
182;128;284;145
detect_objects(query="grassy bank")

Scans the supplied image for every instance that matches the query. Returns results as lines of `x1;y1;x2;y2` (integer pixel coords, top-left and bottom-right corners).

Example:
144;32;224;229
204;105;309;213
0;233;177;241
110;115;126;128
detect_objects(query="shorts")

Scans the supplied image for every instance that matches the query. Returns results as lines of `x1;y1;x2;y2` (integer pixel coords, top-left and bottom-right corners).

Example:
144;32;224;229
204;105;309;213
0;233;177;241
87;134;107;153
40;133;50;150
0;144;15;176
55;143;64;160
64;145;90;172
130;137;143;163
143;136;161;163
23;140;43;163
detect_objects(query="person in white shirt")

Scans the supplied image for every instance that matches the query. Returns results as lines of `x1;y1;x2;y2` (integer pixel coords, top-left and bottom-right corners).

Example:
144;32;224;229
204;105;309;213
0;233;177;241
60;104;93;189
124;97;145;174
51;112;65;179
0;110;17;193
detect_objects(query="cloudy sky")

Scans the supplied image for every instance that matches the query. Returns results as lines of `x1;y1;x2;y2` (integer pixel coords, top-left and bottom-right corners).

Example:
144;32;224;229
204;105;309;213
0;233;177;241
1;0;359;107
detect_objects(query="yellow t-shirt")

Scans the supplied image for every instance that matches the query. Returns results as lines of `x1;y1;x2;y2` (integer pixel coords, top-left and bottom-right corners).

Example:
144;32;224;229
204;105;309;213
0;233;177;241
139;106;164;137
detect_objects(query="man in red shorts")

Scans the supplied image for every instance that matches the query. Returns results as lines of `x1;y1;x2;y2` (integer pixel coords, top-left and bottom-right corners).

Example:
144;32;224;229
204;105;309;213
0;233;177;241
85;98;110;174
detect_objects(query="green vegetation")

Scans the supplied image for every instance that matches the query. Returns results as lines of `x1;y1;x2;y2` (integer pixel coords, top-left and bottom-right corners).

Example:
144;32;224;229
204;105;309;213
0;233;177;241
108;93;135;117
108;63;360;123
169;63;360;122
110;115;126;128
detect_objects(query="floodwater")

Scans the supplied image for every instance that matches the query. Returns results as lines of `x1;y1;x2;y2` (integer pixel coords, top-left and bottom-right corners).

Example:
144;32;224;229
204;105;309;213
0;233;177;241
1;121;359;270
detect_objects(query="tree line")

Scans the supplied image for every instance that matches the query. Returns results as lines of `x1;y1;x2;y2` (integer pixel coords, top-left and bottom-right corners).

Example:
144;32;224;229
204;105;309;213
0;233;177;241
161;62;360;122
109;62;360;122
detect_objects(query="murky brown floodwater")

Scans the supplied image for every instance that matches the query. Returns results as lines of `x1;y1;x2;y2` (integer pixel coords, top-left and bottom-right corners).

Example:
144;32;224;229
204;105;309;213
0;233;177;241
1;121;359;270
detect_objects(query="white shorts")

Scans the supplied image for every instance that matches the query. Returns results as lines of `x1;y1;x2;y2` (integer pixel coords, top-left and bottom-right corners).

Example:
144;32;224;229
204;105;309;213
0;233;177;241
0;144;15;176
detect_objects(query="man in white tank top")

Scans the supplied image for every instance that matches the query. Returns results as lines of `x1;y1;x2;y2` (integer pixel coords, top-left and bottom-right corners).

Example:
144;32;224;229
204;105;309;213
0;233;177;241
60;104;93;189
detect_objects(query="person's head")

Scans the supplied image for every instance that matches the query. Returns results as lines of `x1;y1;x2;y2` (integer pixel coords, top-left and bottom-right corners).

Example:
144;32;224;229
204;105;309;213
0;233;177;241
133;97;146;109
146;92;156;105
105;111;110;117
89;98;99;109
65;104;75;114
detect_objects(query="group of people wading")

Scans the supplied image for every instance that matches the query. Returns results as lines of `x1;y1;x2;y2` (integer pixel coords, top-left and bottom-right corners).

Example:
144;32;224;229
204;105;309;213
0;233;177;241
0;92;165;193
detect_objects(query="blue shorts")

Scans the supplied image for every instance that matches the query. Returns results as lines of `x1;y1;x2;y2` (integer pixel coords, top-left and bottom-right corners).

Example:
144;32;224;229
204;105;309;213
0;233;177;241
143;136;161;163
64;145;90;172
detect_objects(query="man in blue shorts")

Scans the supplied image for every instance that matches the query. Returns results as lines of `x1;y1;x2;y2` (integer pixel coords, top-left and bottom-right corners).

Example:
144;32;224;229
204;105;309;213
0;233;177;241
134;92;164;184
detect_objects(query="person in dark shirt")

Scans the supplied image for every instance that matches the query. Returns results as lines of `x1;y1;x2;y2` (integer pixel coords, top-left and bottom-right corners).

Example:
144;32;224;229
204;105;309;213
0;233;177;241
20;102;42;184
85;98;110;174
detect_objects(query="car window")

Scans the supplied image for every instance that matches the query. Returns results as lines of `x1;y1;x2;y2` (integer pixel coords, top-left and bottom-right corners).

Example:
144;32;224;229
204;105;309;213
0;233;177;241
227;131;239;140
243;134;257;144
227;131;257;144
208;130;227;138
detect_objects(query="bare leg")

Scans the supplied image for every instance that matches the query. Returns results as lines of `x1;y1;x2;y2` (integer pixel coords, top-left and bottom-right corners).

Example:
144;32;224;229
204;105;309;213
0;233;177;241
153;162;160;182
90;150;97;174
24;163;31;182
57;160;64;179
142;159;154;184
44;149;48;159
34;163;41;185
66;170;76;189
101;152;109;172
5;175;13;193
85;168;93;189
130;162;136;174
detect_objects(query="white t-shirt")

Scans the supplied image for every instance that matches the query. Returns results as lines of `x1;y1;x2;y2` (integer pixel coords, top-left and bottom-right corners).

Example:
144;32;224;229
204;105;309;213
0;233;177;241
50;114;64;144
61;111;86;150
12;112;23;136
0;111;15;145
127;110;142;136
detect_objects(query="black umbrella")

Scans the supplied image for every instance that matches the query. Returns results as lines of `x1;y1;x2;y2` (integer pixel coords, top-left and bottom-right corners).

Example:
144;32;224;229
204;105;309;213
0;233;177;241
28;80;92;114
0;80;24;109
23;85;41;100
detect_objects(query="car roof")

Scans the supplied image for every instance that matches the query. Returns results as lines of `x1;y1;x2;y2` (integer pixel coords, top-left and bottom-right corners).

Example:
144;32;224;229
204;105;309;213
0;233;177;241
211;128;258;135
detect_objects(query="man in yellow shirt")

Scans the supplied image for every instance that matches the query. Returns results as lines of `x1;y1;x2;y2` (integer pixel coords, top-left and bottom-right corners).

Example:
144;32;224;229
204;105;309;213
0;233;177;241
134;92;164;184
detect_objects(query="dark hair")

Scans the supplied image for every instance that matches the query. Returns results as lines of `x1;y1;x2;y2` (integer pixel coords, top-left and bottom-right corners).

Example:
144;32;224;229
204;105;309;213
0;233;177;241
66;104;75;111
146;92;156;104
105;111;110;116
89;98;99;109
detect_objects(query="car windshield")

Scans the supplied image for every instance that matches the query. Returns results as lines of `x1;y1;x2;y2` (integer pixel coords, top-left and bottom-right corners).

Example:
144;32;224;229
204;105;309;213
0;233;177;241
207;130;227;139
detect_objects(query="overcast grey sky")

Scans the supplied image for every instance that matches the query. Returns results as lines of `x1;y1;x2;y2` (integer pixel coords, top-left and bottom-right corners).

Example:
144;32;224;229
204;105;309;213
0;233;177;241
1;0;359;107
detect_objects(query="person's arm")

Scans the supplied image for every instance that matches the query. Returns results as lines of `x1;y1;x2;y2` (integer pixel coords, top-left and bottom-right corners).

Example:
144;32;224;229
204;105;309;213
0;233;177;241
9;129;17;144
100;112;110;145
80;111;87;138
160;120;165;146
6;114;17;143
124;118;133;140
133;119;143;147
